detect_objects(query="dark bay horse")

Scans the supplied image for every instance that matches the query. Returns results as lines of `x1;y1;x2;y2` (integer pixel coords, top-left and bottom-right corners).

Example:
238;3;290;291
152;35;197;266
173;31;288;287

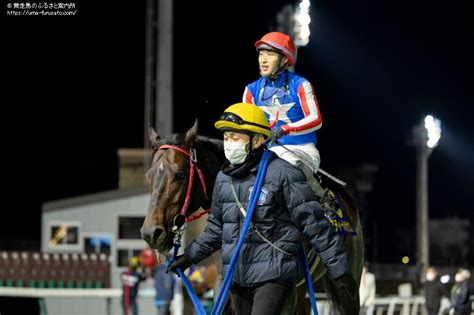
141;122;364;315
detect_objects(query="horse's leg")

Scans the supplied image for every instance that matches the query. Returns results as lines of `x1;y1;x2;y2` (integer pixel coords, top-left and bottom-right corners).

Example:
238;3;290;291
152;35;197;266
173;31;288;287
338;190;365;285
322;192;364;315
293;189;365;315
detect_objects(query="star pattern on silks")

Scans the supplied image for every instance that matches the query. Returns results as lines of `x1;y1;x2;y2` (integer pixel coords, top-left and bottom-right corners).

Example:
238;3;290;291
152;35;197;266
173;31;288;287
259;97;295;123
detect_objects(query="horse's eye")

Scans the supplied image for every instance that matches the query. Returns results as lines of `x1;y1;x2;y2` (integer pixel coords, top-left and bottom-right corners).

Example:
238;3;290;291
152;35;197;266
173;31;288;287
175;171;186;180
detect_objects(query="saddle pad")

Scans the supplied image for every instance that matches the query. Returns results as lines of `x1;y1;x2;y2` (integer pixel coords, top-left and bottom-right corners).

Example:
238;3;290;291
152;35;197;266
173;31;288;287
324;191;357;236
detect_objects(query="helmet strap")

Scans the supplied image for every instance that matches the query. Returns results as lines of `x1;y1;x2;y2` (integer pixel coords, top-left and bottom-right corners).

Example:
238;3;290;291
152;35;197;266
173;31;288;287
269;55;288;80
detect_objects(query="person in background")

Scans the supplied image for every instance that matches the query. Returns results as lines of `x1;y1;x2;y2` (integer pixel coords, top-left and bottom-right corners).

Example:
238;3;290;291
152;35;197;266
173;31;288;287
359;262;376;315
424;266;446;315
450;268;471;315
154;255;176;315
121;256;147;315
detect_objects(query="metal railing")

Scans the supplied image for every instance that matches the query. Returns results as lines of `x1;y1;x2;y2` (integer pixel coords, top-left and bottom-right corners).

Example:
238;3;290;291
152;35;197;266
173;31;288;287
1;288;473;315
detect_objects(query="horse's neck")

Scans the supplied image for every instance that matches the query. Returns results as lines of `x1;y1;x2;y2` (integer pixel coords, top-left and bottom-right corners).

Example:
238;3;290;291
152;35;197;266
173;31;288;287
195;139;225;194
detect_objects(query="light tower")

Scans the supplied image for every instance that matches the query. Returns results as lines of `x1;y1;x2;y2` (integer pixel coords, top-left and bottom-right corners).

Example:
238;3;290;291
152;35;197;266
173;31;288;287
412;115;441;280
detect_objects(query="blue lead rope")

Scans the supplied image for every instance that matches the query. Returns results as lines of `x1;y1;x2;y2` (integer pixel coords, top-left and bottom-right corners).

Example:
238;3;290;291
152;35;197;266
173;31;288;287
166;255;206;315
211;149;272;315
298;245;318;315
168;148;318;315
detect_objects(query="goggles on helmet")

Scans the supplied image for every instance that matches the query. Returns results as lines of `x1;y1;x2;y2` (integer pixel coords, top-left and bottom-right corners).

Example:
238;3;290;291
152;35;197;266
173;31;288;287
219;112;270;130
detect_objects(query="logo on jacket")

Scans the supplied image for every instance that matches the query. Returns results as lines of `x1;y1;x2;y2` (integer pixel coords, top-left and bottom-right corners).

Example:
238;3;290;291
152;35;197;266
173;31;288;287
259;98;294;123
248;186;268;205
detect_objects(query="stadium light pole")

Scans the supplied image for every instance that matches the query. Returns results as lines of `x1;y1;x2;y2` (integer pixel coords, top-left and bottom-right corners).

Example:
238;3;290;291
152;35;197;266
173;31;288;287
412;115;441;281
276;0;311;72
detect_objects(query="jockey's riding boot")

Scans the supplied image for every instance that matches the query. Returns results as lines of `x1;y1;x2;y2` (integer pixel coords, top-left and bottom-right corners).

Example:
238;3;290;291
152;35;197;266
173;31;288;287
311;178;326;199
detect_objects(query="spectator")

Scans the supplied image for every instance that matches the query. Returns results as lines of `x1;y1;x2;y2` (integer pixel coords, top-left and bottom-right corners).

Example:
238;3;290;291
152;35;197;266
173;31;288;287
121;256;147;315
450;268;471;315
154;256;176;315
359;262;376;315
424;266;446;315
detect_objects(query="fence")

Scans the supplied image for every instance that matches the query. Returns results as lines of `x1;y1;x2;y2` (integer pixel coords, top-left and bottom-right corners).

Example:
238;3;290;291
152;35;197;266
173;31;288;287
312;294;474;315
0;251;110;289
0;288;473;315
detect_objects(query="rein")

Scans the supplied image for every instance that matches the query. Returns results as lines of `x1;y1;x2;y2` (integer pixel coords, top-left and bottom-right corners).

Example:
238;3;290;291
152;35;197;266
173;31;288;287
158;143;211;315
159;142;319;315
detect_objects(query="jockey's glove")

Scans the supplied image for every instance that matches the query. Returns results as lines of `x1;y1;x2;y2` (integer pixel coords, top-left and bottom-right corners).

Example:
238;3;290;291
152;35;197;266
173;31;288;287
269;127;286;143
166;254;193;275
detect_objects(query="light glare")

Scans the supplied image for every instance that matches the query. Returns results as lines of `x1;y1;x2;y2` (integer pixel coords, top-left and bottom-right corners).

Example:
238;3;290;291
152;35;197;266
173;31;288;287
440;275;450;283
294;0;311;47
424;115;442;148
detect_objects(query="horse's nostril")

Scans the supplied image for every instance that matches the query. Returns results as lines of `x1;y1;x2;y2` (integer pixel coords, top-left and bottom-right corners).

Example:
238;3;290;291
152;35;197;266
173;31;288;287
140;228;150;241
152;227;164;240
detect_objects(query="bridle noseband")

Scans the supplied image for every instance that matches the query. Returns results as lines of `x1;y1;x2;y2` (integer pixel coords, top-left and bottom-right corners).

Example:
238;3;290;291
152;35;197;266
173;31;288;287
158;144;210;232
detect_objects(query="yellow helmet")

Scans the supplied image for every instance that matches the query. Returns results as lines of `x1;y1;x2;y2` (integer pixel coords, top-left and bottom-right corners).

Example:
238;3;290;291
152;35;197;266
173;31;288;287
214;103;270;137
129;256;140;268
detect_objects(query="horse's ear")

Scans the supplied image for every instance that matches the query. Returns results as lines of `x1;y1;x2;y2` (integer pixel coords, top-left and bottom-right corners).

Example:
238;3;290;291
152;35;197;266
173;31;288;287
183;119;199;148
148;125;161;148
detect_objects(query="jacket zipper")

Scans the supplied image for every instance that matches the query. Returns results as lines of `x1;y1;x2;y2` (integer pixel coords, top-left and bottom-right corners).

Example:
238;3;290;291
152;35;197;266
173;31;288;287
236;178;242;284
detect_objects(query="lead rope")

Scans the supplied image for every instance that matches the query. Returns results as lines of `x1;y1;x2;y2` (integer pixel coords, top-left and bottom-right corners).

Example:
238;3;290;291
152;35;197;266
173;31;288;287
211;149;273;315
229;177;318;315
166;145;318;315
299;245;319;314
166;228;206;315
269;141;319;314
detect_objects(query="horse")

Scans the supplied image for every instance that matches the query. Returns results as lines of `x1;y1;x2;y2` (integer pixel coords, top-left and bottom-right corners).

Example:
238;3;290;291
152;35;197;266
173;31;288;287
141;121;364;315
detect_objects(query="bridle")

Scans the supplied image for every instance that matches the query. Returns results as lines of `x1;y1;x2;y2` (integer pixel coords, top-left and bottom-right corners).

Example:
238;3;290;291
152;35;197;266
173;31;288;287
158;144;210;233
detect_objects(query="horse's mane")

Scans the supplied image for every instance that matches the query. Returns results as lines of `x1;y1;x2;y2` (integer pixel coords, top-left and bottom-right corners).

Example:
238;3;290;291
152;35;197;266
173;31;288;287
157;133;185;147
199;137;224;157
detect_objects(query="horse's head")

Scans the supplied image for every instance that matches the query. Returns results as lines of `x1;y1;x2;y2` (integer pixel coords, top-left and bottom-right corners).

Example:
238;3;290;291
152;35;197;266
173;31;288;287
140;121;224;254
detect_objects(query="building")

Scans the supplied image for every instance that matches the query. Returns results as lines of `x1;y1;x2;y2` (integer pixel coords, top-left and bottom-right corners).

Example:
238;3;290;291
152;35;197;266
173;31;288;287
41;186;156;315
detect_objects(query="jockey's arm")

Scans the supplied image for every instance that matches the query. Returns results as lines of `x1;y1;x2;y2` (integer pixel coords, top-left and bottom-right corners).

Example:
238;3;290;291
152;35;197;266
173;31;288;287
280;81;322;136
243;86;254;104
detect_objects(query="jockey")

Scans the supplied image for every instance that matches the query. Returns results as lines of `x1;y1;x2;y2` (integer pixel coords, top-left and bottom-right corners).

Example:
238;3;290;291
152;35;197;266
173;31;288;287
243;31;324;197
168;103;358;315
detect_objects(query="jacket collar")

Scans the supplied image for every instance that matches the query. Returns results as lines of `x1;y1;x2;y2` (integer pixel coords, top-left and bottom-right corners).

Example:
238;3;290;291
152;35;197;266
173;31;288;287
221;148;276;178
263;70;289;87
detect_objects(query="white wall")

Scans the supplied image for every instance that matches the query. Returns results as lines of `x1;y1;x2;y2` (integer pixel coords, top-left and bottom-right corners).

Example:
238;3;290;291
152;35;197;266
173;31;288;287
41;189;154;315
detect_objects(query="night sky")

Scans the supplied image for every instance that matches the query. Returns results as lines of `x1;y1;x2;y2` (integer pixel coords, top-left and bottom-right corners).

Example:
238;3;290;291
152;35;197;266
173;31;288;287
4;0;473;264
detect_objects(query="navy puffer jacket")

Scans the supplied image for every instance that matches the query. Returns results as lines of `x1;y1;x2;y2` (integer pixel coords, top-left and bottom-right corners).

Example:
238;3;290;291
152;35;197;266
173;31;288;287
185;151;348;286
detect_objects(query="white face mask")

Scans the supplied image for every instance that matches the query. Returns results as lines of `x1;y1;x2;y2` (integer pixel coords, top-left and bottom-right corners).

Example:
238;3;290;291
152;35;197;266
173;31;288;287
224;141;249;164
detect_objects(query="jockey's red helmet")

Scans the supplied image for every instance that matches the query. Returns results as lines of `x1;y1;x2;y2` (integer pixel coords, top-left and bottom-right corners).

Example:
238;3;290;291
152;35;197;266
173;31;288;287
255;32;296;66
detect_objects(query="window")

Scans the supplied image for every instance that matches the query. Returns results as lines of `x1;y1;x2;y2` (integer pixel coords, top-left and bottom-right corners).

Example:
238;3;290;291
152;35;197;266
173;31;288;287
49;223;80;247
118;217;144;240
84;236;112;255
117;248;143;267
